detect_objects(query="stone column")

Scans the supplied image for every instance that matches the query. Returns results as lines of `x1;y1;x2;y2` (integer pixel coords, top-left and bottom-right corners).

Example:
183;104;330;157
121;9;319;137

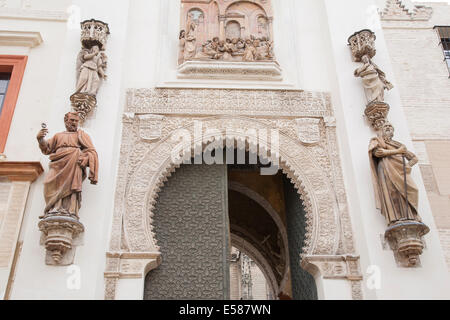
0;161;43;299
219;15;226;41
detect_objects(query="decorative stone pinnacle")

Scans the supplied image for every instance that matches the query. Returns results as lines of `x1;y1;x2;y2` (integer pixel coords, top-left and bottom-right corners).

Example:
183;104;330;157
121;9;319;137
348;29;377;62
385;221;430;267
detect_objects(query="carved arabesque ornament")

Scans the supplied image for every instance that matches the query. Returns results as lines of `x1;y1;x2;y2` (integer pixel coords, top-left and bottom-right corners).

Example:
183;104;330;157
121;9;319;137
105;88;362;300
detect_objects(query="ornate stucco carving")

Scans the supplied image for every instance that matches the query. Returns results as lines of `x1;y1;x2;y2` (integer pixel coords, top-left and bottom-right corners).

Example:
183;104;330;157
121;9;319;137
105;88;360;300
126;88;332;117
380;0;433;21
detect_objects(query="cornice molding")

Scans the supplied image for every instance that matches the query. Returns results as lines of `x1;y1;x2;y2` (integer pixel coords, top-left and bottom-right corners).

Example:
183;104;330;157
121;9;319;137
0;161;44;182
0;30;43;48
0;7;68;22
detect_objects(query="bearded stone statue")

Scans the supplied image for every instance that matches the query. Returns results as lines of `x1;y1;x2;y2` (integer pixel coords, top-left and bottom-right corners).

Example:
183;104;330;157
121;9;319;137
37;112;98;219
369;123;420;225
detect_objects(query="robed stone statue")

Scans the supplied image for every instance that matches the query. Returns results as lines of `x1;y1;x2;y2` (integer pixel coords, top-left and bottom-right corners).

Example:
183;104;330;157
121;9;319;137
37;112;98;219
369;123;420;225
354;54;393;104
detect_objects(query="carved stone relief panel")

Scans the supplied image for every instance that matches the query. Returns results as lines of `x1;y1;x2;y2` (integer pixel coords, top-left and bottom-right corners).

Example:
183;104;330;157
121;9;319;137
179;0;275;64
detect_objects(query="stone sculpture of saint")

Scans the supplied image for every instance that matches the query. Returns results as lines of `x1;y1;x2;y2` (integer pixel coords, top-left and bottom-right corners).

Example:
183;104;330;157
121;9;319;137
369;123;420;225
37;112;99;219
75;45;107;97
354;54;393;103
243;39;256;61
178;30;186;65
184;22;197;61
221;39;235;61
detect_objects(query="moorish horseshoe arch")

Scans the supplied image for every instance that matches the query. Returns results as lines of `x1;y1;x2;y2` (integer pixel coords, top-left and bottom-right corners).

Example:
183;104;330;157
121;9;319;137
105;89;364;300
125;116;335;255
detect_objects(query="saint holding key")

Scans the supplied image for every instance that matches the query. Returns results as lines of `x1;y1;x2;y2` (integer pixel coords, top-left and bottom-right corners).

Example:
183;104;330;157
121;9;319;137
37;112;98;219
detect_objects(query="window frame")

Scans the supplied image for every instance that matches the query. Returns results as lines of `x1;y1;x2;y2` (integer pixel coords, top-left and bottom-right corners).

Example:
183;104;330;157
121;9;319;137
434;26;450;78
0;55;27;153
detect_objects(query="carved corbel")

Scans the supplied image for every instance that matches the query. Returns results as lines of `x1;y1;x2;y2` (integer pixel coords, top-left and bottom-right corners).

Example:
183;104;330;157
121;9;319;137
385;221;430;267
38;215;84;265
296;118;321;145
138;114;165;142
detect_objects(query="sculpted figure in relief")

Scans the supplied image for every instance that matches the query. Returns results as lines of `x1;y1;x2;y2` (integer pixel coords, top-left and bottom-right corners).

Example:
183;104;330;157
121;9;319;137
368;123;420;225
354;55;393;104
178;30;186;65
75;45;107;97
37;112;99;219
184;22;197;61
243;39;257;61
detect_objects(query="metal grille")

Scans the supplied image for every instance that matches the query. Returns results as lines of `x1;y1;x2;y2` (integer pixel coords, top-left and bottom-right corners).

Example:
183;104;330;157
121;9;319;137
435;26;450;77
0;73;11;116
283;176;318;301
144;164;230;300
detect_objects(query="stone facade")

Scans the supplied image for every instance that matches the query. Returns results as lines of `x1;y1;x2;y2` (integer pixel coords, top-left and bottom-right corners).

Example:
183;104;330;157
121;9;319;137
1;0;450;301
380;0;450;270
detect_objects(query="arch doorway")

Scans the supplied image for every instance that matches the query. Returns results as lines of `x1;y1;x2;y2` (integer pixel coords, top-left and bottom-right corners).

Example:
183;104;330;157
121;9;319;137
144;151;318;300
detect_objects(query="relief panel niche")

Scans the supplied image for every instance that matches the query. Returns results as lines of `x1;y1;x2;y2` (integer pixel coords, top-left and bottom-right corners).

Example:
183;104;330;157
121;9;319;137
180;0;274;63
